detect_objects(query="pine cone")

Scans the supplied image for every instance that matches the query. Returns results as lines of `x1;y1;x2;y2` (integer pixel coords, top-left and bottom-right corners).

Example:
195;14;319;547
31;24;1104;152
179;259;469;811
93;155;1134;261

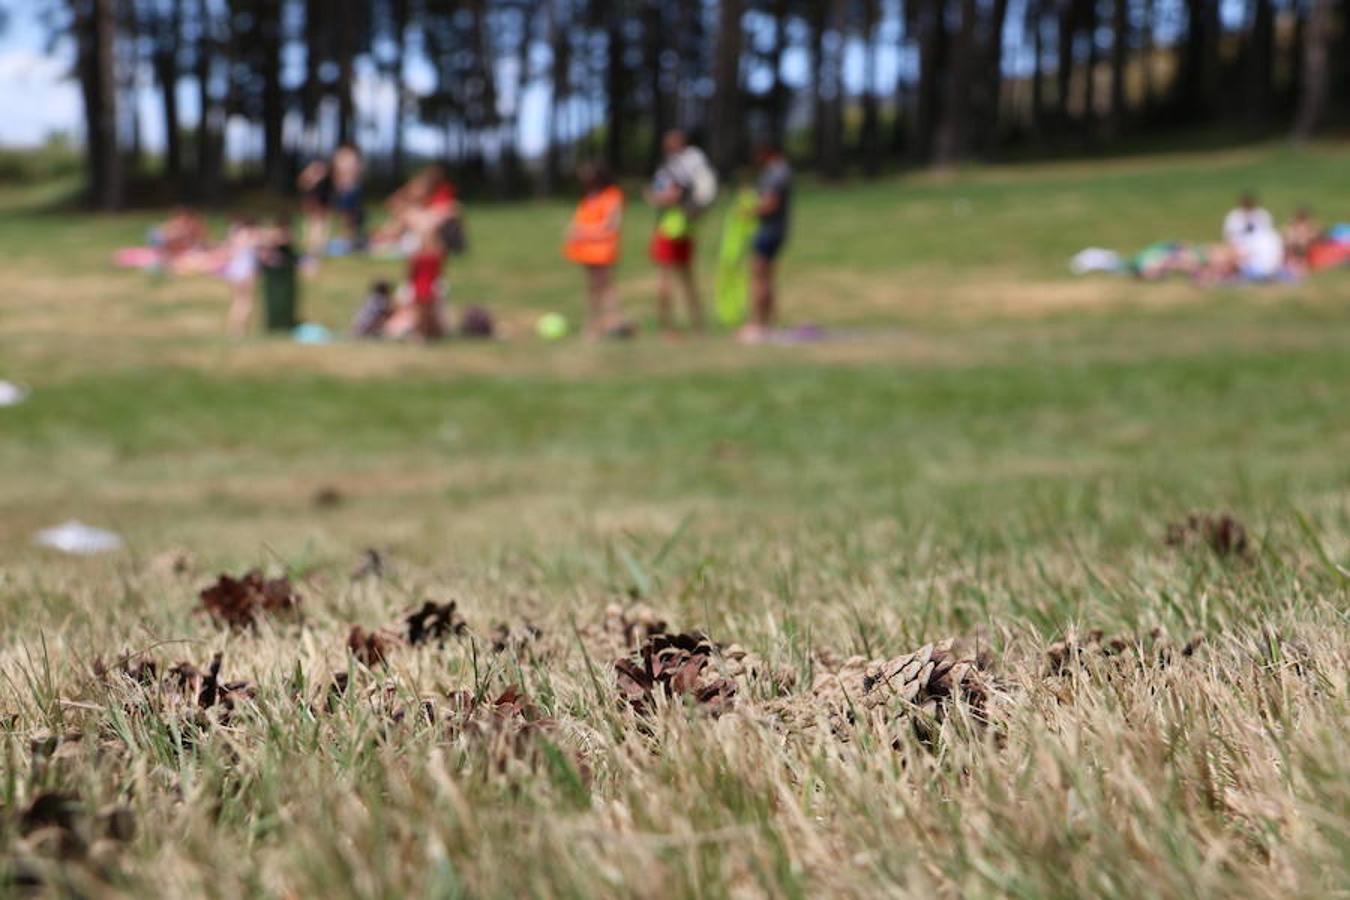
404;600;468;646
198;570;301;630
1045;626;1204;675
1164;513;1250;559
614;631;737;713
779;638;997;745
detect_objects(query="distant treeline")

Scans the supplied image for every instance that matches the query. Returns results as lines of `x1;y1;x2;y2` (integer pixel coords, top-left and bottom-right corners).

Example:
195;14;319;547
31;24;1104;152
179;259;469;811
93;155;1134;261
49;0;1346;208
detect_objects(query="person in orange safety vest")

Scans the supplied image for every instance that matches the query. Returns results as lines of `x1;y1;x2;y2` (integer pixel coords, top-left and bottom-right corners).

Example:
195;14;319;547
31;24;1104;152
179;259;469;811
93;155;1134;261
565;163;630;338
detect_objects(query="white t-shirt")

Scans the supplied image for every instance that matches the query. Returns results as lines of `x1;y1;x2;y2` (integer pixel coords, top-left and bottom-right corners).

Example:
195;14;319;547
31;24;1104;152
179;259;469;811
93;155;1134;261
1239;228;1285;278
1223;207;1275;246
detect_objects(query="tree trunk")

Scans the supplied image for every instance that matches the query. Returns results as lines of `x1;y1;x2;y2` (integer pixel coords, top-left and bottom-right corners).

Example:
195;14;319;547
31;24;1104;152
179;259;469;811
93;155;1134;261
1140;0;1156;108
336;0;357;143
1082;0;1098;124
1108;0;1128;134
390;0;409;180
98;0;123;208
935;0;977;165
1245;0;1274;123
75;0;122;209
977;0;1010;152
913;0;946;161
1056;0;1075;124
644;0;669;170
769;0;790;148
544;0;568;190
818;0;846;176
1180;0;1218;117
260;0;285;191
809;0;828;166
150;0;184;187
301;0;323;148
859;0;881;173
1294;0;1332;139
710;0;745;171
194;0;220;201
605;14;625;173
1030;0;1046;133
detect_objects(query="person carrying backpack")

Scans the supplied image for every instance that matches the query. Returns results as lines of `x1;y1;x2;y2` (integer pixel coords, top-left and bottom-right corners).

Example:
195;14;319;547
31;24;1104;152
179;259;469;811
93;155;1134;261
646;129;718;335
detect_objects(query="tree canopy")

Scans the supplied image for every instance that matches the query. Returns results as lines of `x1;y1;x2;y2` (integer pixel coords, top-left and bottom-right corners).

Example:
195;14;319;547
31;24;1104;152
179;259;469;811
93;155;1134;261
44;0;1350;208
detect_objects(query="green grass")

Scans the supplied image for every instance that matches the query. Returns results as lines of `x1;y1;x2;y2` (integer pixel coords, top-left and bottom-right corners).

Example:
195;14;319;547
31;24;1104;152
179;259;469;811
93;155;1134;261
0;142;1348;897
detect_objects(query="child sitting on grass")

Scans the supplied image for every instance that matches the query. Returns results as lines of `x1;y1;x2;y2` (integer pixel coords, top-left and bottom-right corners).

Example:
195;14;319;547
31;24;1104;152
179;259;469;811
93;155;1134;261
351;281;394;337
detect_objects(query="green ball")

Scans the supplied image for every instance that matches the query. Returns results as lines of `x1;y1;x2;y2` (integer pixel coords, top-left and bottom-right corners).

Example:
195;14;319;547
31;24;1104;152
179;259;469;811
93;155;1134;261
536;312;569;341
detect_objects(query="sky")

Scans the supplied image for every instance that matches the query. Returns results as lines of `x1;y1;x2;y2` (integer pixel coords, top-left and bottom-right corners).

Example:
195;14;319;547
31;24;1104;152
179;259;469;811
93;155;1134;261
0;12;82;147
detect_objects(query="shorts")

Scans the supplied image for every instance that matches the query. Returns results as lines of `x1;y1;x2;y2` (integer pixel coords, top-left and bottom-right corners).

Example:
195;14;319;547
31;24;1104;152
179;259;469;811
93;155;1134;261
650;232;694;266
334;188;365;230
753;225;788;261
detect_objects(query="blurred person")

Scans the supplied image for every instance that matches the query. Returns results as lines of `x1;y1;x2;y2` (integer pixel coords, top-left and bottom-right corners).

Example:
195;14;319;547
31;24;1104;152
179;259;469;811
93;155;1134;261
296;159;333;267
564;162;627;338
351;280;394;337
330;143;367;250
1222;192;1275;249
1283;207;1321;271
1218;191;1284;282
222;216;260;336
382;232;447;341
151;207;209;260
647;129;715;334
739;143;793;343
376;163;459;253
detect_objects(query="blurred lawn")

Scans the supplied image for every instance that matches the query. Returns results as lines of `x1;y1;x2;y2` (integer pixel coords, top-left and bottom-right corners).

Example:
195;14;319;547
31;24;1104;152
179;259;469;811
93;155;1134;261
0;141;1348;570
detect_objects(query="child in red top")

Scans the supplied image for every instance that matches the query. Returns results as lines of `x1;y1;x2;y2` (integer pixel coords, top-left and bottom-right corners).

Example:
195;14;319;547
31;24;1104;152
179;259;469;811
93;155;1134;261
383;231;446;340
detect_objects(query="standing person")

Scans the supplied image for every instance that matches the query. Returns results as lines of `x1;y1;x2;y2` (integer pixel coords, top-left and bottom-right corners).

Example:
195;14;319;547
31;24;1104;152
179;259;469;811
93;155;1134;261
383;165;459;341
740;143;793;343
331;143;366;251
565;163;626;338
222;216;260;336
296;159;333;269
647;129;716;335
385;163;459;252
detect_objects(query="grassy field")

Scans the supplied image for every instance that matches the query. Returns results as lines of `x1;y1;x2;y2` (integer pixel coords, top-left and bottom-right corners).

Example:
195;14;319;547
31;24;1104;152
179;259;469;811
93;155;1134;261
1;142;1348;898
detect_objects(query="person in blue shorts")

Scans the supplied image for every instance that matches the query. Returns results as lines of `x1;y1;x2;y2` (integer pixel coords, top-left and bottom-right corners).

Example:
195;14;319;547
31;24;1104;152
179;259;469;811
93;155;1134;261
741;143;792;342
330;143;366;251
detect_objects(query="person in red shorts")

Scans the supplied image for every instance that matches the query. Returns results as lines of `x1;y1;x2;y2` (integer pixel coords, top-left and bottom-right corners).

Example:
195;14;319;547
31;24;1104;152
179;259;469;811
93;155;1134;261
646;130;708;335
383;232;446;340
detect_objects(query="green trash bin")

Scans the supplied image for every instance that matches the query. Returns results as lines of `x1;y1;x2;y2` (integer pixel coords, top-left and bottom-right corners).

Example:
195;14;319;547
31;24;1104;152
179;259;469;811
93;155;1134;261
260;250;298;333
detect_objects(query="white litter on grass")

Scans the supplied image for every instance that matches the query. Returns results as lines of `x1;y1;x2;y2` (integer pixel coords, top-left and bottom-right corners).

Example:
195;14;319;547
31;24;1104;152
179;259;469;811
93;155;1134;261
0;380;28;407
1070;248;1123;275
34;520;124;555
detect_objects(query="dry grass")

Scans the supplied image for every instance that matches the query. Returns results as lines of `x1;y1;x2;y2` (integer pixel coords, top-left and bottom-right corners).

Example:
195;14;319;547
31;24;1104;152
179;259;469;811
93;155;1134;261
2;527;1347;898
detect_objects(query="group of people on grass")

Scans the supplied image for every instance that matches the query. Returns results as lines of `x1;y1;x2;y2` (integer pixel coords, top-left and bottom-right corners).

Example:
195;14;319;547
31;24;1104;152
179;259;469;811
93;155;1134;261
128;129;792;344
564;129;793;343
1106;192;1348;283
